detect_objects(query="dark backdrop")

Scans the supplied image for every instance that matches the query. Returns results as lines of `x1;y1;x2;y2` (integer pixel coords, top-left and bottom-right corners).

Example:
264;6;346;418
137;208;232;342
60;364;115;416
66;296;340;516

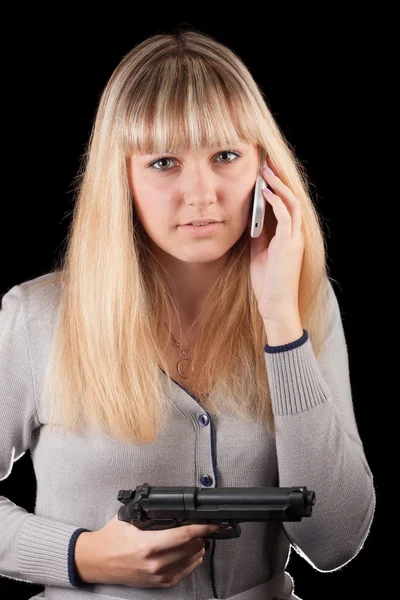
1;15;385;600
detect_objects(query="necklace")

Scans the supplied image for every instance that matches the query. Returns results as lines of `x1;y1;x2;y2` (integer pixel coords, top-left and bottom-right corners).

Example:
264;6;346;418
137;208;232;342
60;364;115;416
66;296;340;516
163;321;198;379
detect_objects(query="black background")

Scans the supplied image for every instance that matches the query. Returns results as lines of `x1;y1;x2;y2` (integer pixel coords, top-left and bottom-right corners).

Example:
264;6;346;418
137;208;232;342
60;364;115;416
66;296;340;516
0;12;387;600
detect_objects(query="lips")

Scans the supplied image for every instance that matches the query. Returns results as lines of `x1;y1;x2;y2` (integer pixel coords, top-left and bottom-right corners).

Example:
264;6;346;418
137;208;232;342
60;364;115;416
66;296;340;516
182;220;220;225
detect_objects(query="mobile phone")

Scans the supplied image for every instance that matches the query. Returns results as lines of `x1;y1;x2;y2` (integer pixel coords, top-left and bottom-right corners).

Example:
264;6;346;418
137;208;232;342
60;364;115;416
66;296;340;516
250;148;268;238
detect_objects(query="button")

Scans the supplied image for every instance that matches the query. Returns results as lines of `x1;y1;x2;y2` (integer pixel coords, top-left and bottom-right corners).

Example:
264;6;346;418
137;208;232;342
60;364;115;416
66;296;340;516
200;475;213;487
198;413;210;426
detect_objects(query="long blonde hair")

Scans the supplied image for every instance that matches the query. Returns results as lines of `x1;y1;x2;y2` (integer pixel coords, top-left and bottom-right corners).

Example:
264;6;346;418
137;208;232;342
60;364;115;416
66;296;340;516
41;27;330;443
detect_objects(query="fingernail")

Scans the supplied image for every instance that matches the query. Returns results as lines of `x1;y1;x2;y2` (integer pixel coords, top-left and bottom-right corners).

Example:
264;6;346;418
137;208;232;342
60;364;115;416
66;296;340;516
264;167;275;176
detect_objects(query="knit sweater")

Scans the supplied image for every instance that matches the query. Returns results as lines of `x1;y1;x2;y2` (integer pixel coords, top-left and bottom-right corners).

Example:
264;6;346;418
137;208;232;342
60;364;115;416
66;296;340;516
0;272;376;600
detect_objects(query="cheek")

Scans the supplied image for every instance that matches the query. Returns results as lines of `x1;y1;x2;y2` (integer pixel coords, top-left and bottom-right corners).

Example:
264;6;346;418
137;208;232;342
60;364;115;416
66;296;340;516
229;186;254;219
131;183;164;223
242;184;256;213
134;198;174;234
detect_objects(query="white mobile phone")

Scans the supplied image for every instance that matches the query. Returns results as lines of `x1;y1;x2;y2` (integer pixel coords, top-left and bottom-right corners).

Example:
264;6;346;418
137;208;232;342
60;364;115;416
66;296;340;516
250;149;268;238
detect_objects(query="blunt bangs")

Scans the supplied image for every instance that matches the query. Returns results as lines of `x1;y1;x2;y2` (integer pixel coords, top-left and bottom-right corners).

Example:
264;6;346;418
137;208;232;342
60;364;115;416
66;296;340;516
120;54;263;156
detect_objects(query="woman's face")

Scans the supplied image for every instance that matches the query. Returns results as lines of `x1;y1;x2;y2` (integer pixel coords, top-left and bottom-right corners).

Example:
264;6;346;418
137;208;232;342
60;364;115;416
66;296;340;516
127;142;260;263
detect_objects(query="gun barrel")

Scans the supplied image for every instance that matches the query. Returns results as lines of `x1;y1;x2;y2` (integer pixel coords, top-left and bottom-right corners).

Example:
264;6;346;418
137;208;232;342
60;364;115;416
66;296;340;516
194;487;315;506
118;483;316;523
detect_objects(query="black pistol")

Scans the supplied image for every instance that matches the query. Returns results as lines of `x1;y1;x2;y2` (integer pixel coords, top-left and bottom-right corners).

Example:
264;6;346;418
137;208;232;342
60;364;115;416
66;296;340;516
117;483;316;540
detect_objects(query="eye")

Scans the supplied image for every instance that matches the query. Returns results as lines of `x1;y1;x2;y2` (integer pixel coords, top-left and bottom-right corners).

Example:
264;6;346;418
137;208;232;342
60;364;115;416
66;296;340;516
149;157;176;171
215;151;240;164
148;150;241;172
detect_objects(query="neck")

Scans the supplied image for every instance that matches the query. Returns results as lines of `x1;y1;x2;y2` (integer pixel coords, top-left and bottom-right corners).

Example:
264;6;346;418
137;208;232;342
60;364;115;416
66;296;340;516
148;238;229;323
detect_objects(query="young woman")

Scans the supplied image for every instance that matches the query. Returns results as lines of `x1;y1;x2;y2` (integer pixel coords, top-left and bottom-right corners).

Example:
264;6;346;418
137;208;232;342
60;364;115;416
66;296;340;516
0;27;375;600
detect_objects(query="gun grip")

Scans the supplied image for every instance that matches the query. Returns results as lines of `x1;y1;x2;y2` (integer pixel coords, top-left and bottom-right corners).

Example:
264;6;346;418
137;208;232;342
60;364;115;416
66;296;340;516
206;523;241;539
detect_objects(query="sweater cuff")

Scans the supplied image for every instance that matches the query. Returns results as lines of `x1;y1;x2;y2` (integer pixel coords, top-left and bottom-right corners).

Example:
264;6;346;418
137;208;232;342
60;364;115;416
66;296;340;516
15;515;92;588
68;528;92;587
264;332;330;415
264;329;308;353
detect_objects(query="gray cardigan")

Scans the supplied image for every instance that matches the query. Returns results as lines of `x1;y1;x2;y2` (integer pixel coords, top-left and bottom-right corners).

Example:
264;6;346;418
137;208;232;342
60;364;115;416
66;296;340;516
0;273;376;600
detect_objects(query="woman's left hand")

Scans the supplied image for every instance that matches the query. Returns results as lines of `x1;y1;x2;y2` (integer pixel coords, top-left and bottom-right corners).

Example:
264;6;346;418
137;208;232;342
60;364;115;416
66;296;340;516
248;160;305;324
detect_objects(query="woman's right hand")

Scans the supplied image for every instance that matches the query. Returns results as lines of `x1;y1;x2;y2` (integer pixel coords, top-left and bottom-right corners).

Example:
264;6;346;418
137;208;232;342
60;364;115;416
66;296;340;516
75;514;221;588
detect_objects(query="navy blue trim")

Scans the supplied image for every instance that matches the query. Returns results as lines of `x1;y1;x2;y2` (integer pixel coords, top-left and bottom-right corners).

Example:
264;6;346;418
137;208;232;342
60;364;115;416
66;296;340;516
264;329;308;354
209;416;220;598
159;366;220;597
68;528;92;587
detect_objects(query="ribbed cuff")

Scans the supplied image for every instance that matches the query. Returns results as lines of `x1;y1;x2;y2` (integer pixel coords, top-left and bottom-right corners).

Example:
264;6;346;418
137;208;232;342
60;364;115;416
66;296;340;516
68;528;92;587
264;333;330;415
15;515;92;588
264;329;308;353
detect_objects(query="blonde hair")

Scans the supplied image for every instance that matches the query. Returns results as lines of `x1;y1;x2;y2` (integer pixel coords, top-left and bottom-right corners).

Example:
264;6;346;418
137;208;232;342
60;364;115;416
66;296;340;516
41;27;330;443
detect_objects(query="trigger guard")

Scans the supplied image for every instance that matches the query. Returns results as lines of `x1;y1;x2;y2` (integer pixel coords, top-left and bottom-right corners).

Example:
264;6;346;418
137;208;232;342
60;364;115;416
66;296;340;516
207;523;241;539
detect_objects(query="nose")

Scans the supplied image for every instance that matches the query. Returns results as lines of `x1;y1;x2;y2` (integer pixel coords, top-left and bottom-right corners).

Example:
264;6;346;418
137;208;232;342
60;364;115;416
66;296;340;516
180;165;218;206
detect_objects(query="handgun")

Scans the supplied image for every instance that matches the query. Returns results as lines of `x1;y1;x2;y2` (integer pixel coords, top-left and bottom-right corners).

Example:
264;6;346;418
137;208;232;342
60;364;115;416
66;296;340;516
117;482;316;540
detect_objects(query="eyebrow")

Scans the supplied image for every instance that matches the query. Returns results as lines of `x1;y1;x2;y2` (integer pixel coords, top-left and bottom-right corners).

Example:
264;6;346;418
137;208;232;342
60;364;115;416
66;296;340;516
136;144;247;159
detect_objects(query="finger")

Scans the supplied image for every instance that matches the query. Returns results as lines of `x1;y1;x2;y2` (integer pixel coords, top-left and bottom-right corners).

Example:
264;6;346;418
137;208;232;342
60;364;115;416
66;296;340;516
290;198;302;239
263;167;302;238
152;523;220;552
262;188;291;238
